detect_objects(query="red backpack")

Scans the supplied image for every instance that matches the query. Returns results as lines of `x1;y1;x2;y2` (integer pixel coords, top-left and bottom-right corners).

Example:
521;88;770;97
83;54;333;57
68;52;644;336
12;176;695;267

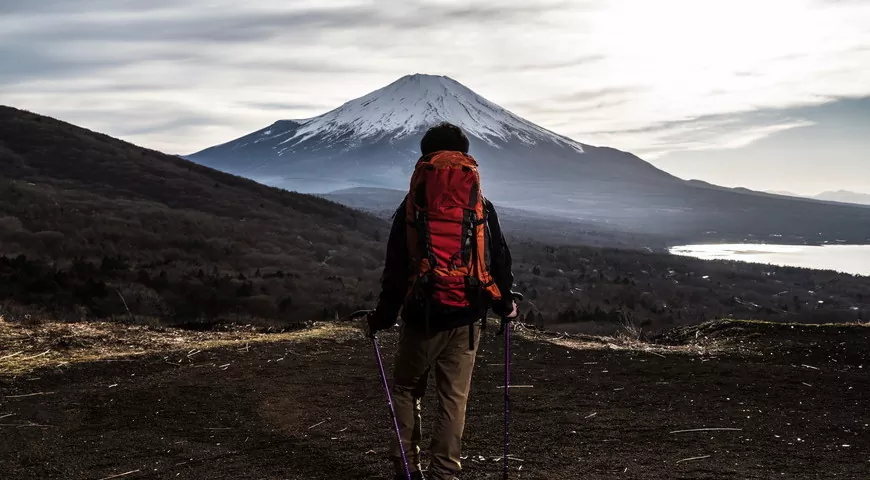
404;150;503;312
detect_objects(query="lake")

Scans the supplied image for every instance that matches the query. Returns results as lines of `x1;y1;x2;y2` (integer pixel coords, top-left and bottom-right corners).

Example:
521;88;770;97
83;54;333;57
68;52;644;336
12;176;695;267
669;244;870;277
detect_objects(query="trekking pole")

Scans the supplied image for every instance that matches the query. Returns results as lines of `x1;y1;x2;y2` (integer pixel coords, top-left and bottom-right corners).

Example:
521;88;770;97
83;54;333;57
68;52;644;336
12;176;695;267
351;310;412;480
496;292;524;480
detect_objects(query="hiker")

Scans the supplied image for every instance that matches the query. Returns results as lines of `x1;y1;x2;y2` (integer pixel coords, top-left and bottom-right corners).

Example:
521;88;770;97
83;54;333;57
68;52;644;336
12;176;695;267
362;122;518;480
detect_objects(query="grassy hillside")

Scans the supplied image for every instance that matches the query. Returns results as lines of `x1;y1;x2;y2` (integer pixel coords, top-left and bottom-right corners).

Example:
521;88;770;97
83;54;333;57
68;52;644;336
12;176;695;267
0;106;387;326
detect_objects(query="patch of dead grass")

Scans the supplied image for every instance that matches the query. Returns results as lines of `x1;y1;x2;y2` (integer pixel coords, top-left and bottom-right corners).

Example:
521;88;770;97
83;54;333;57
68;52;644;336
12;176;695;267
514;323;721;358
0;319;355;376
480;317;708;357
719;318;870;329
519;318;870;358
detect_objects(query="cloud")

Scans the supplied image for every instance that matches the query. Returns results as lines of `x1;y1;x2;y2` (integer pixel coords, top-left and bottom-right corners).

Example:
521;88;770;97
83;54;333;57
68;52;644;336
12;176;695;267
499;55;605;73
4;8;371;45
651;96;870;194
637;119;817;158
0;0;177;14
0;47;117;83
3;2;567;45
0;0;868;179
572;108;820;158
243;101;334;113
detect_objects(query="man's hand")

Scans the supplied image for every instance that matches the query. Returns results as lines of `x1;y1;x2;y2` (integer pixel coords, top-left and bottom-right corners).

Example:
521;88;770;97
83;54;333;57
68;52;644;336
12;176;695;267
360;309;396;338
494;297;519;320
495;290;523;320
505;300;519;319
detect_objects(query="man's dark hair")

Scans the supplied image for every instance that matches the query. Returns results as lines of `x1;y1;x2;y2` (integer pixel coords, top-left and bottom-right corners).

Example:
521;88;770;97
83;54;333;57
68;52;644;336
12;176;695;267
420;122;470;155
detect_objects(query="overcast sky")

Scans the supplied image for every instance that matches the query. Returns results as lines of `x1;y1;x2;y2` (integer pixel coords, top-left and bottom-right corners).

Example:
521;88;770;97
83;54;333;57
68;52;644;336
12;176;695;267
2;0;869;195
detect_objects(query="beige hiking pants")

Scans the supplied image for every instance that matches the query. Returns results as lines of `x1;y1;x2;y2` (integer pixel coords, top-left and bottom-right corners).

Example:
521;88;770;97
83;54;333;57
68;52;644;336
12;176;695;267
390;323;481;480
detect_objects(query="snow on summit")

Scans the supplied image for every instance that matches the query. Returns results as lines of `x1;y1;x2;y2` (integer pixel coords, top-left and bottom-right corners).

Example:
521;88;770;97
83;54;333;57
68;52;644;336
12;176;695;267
274;74;584;152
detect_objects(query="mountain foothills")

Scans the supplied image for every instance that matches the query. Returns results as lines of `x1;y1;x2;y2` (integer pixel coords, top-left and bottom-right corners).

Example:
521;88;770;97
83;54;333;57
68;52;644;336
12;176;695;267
190;74;870;244
2;105;870;332
768;190;870;206
814;190;870;206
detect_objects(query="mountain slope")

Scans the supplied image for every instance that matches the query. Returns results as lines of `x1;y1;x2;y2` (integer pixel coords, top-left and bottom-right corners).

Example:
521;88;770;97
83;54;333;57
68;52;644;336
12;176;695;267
0;106;387;325
189;74;676;195
319;187;669;248
190;74;870;244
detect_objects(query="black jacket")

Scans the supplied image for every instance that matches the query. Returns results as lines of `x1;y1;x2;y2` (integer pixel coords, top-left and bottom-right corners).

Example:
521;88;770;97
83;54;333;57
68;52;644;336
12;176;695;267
373;196;514;332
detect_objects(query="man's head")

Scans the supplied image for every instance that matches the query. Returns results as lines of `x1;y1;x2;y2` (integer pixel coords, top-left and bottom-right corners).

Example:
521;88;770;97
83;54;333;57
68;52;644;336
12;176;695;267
420;122;470;156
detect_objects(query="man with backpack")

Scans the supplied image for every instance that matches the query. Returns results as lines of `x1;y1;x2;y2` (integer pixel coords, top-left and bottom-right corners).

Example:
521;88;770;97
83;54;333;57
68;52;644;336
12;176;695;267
363;122;518;480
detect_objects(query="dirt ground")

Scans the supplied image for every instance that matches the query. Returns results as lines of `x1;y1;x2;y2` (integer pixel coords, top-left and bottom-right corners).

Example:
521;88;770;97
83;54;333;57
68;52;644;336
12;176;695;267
1;320;868;480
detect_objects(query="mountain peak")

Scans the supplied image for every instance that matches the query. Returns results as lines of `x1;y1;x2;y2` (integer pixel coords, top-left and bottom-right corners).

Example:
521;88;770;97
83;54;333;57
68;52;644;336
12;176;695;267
281;74;583;151
390;73;464;89
396;72;454;82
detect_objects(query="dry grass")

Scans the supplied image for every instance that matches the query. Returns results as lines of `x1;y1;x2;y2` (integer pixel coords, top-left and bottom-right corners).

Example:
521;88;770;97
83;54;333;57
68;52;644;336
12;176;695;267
516;324;718;357
510;318;870;358
713;318;870;329
4;316;866;376
0;319;356;376
482;317;712;358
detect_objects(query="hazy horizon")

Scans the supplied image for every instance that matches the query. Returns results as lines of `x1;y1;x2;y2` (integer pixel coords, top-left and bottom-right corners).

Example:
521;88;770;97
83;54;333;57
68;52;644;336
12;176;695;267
2;0;868;195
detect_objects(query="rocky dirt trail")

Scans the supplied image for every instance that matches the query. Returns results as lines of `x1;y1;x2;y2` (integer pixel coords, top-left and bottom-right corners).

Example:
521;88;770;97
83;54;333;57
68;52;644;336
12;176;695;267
1;320;868;479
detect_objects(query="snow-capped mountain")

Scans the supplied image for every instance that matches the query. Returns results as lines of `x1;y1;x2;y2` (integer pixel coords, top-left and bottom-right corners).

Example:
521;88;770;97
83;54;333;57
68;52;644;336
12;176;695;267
287;74;584;151
188;74;870;243
188;74;674;197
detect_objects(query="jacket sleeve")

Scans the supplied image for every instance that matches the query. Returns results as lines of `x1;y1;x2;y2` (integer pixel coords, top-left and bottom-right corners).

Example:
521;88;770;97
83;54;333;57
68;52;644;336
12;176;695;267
373;198;409;324
485;200;515;313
